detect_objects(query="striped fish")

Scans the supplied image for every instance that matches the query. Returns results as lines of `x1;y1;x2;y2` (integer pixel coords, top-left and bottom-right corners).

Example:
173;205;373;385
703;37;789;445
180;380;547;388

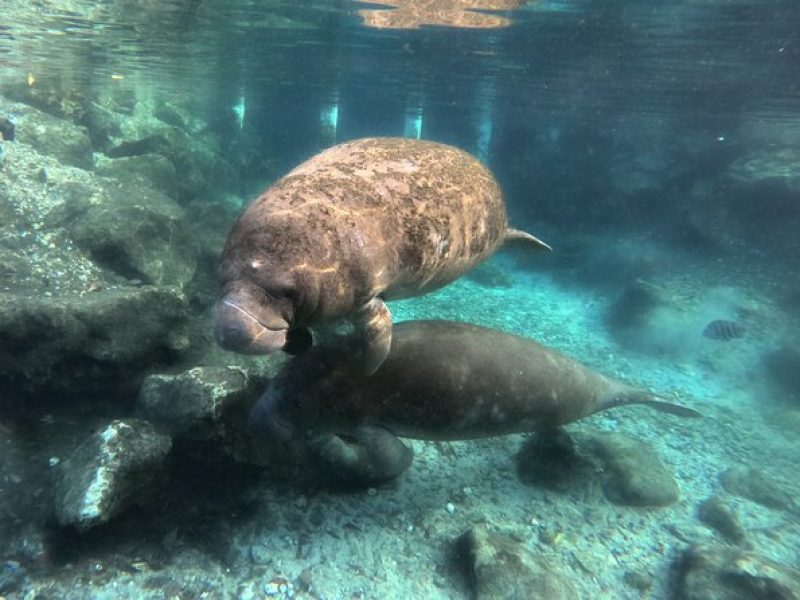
703;319;745;341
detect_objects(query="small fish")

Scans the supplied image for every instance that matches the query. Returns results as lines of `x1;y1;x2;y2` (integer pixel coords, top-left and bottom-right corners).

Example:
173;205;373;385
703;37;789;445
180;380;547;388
703;319;745;341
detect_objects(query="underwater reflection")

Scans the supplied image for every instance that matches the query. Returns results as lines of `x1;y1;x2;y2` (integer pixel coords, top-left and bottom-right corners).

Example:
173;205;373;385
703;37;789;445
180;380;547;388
356;0;525;30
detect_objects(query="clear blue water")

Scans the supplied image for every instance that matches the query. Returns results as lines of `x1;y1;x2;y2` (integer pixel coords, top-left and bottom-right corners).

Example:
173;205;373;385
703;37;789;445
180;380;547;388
1;1;799;598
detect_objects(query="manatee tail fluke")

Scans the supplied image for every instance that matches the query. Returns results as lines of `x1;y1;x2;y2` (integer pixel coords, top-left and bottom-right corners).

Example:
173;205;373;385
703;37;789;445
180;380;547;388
599;390;702;418
504;227;552;252
639;396;702;418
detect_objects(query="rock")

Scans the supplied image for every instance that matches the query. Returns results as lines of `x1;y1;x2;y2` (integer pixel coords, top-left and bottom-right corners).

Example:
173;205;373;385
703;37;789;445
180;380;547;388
1;131;199;290
623;569;653;592
1;83;91;124
82;101;124;150
685;148;800;258
515;429;594;492
457;524;578;600
138;366;266;439
136;362;305;470
604;279;665;332
0;286;190;398
578;432;679;507
603;279;696;356
106;134;169;159
0;420;52;571
113;110;238;202
11;91;242;204
719;466;797;512
225;130;280;198
518;431;680;507
697;495;746;543
762;343;800;407
58;180;199;288
673;544;800;600
53;419;171;531
0;136;205;401
0;560;26;596
2;523;49;573
167;130;238;202
763;406;800;436
0;97;93;169
137;365;274;465
153;102;204;133
95;153;178;199
17;115;93;170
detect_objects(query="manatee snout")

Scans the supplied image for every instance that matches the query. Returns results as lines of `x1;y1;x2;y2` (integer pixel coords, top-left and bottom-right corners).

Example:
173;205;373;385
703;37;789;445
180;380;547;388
214;296;288;354
248;388;295;443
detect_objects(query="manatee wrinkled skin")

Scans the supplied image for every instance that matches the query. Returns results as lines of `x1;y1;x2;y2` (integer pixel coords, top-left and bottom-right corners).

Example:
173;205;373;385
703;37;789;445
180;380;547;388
215;137;549;373
250;320;701;445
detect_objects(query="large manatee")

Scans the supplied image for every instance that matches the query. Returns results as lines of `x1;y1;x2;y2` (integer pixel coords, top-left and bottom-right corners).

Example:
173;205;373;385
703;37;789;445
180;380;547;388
215;137;549;374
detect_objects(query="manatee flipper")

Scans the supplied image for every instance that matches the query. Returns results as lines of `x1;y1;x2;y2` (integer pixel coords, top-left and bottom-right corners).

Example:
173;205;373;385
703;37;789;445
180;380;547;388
504;227;552;252
310;427;413;489
354;297;392;375
283;327;313;355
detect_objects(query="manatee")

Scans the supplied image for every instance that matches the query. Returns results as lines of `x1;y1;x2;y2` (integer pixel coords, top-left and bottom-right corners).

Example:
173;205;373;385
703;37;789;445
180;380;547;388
215;137;550;374
250;320;701;449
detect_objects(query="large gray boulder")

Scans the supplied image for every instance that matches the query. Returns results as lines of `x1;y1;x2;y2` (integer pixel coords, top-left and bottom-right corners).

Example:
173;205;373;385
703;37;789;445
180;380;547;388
0;97;92;169
517;430;680;507
53;419;172;531
136;362;297;471
94;153;178;199
697;495;746;544
138;366;263;439
577;432;680;507
673;544;800;600
0;286;190;395
458;525;578;600
0;135;201;400
686;147;800;258
719;466;798;513
109;110;238;203
56;180;200;289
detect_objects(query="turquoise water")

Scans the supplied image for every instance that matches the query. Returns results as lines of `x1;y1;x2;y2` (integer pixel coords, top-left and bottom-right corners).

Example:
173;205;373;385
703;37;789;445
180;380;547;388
1;1;799;598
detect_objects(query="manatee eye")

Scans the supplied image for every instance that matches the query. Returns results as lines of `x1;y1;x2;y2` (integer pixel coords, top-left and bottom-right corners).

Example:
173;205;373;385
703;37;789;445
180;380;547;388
245;260;263;277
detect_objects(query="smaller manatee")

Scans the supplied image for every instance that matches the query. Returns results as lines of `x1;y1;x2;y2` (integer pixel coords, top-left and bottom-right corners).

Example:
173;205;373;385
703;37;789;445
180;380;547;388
250;320;700;450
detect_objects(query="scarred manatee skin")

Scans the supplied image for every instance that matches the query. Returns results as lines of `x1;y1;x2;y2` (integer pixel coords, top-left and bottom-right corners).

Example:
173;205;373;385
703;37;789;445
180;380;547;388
218;137;512;328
